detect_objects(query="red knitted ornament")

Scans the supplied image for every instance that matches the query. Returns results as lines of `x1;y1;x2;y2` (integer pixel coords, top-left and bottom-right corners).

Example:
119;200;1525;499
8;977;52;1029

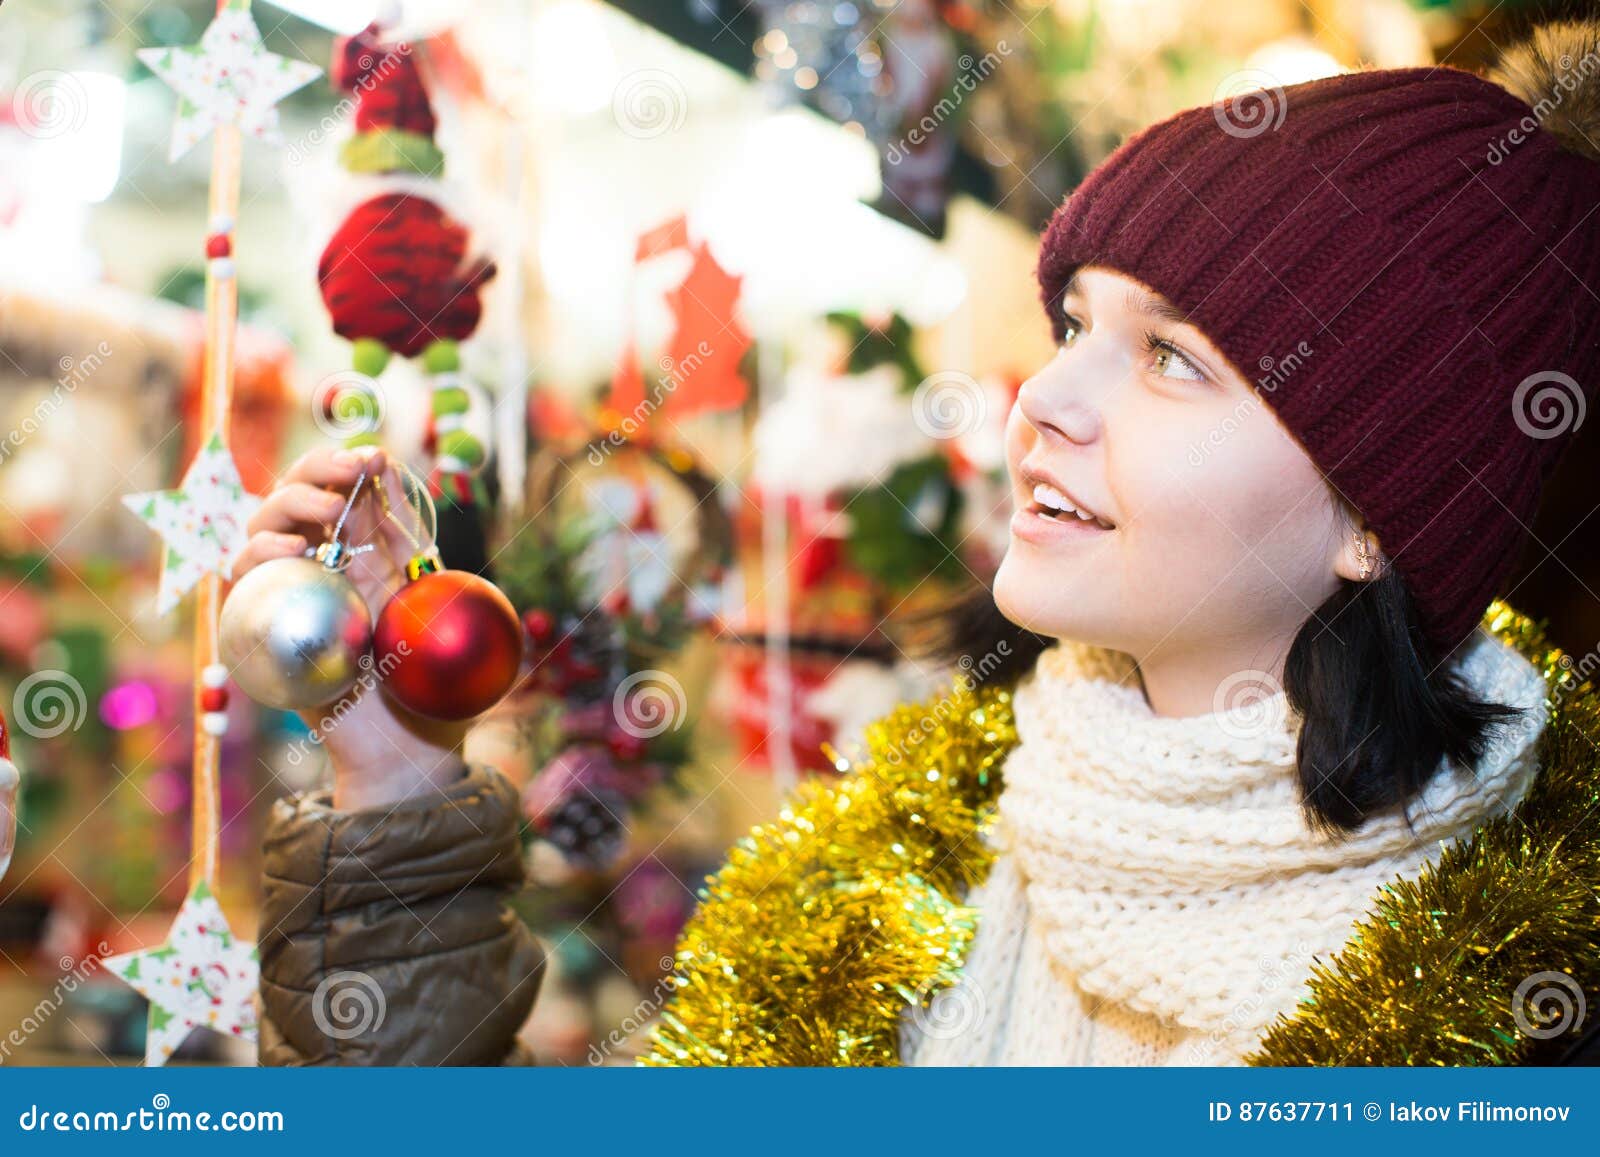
356;54;436;140
331;23;383;91
332;24;438;140
318;193;496;358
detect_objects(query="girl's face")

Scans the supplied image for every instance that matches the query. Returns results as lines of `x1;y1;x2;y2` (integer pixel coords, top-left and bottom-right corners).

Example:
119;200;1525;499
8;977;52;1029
995;265;1353;666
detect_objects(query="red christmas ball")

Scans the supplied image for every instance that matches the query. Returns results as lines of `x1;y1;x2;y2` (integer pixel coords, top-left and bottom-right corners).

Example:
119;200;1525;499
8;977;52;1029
522;608;555;644
373;570;524;721
606;732;647;762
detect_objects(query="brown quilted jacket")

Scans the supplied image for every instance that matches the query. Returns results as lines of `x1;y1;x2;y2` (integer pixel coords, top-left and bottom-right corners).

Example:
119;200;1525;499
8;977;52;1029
258;765;544;1065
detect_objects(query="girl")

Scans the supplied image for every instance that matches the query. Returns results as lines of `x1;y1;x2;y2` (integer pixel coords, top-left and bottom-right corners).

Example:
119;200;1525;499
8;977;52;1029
245;23;1600;1066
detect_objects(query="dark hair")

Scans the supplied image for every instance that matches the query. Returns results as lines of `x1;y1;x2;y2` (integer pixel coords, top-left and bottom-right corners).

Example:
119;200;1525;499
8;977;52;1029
902;570;1526;836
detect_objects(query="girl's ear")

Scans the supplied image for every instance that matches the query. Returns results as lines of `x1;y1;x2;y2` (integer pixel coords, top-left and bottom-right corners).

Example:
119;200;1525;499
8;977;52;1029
1332;522;1381;583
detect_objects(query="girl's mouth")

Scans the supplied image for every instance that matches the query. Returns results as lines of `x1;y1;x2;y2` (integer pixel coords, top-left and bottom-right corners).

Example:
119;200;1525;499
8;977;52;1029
1011;481;1116;545
1027;480;1115;528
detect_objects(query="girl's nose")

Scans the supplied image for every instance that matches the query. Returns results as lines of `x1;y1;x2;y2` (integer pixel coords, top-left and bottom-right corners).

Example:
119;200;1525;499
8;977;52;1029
1017;365;1102;446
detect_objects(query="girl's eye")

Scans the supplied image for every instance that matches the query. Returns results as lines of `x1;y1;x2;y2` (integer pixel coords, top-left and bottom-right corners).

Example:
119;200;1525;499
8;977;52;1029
1147;335;1204;383
1058;313;1084;349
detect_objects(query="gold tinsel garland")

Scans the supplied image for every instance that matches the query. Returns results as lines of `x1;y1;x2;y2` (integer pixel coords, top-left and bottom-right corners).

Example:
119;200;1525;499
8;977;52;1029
643;601;1600;1066
642;676;1016;1065
1246;603;1600;1065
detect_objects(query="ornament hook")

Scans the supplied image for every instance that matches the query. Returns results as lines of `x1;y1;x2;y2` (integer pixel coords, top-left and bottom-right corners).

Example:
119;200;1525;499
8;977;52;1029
371;468;443;575
305;469;378;572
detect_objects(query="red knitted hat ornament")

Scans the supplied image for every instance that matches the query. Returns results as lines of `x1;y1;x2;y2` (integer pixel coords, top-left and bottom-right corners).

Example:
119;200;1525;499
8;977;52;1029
315;21;498;502
318;191;495;359
1036;23;1600;658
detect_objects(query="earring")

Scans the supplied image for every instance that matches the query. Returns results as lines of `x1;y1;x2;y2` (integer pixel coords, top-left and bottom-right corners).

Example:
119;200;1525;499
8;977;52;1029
1354;529;1374;581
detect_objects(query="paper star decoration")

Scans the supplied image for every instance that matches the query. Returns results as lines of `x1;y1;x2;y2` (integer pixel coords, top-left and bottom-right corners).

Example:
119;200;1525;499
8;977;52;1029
123;433;261;615
105;880;259;1067
137;0;323;162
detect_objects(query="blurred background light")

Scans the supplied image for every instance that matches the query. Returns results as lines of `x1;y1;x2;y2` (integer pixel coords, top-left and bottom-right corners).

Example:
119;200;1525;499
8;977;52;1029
256;0;383;35
29;70;125;204
530;0;621;116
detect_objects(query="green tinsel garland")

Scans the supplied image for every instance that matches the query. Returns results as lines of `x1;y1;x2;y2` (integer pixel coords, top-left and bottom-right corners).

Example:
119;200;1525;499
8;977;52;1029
643;601;1600;1066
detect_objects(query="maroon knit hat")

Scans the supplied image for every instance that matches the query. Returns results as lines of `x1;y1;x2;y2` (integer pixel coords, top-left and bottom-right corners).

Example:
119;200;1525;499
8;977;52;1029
1037;30;1600;659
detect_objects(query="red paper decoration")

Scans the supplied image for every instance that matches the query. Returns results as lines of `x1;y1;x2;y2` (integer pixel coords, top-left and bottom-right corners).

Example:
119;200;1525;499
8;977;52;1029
607;216;750;423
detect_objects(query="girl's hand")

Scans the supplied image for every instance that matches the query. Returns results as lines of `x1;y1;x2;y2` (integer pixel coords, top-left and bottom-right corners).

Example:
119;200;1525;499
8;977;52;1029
234;445;470;811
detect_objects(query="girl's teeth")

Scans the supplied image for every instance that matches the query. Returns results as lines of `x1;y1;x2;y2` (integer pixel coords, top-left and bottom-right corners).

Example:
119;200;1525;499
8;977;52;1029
1030;481;1113;529
1032;482;1072;513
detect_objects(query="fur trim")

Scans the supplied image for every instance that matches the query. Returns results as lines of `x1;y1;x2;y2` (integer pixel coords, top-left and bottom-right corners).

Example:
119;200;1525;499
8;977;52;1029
1489;21;1600;162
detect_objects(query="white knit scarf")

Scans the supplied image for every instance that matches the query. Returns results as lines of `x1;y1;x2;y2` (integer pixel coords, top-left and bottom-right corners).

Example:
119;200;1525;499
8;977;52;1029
956;625;1550;1062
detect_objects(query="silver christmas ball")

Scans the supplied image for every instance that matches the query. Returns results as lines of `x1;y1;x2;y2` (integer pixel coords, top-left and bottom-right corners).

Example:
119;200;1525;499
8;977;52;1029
219;555;373;711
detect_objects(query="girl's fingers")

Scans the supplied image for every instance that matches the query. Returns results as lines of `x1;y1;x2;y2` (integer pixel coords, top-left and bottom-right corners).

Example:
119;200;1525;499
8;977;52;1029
282;444;387;492
247;481;348;538
255;445;396;570
233;531;307;581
